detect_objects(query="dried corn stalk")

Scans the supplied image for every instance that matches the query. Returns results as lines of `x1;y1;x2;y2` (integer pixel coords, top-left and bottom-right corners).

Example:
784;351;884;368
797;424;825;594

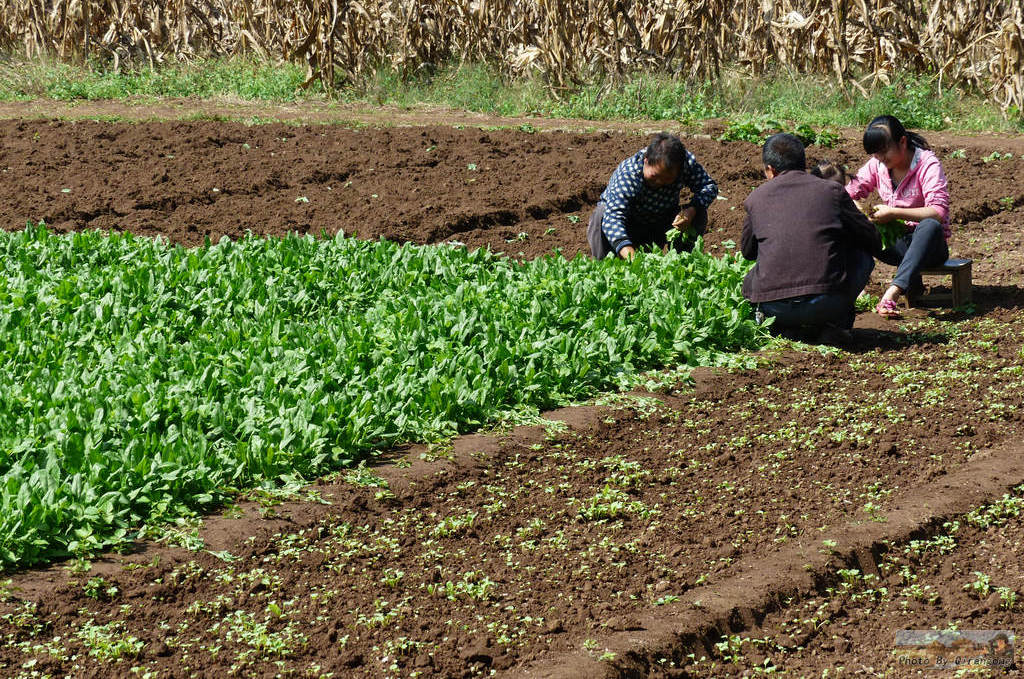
0;0;1020;111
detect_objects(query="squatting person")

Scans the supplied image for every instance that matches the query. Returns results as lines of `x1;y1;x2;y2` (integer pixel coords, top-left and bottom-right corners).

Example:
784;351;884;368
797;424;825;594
741;133;882;342
587;132;719;259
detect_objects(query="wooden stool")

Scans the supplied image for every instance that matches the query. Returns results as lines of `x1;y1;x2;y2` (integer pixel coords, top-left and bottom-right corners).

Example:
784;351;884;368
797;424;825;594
912;258;973;307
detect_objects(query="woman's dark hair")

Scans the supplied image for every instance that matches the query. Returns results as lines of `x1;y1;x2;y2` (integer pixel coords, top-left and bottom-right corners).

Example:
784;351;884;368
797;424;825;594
762;133;806;172
645;132;687;170
809;160;847;184
863;115;930;154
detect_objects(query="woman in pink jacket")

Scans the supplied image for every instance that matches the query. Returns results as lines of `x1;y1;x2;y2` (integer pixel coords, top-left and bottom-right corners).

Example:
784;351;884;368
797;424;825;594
846;115;950;318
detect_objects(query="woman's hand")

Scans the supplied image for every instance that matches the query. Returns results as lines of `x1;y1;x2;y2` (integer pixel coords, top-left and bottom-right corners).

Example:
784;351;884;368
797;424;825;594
871;204;898;222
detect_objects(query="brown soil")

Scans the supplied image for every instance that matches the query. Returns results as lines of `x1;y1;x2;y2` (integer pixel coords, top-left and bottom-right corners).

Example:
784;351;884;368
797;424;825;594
656;463;1024;678
0;118;734;258
2;114;1023;267
1;106;1023;678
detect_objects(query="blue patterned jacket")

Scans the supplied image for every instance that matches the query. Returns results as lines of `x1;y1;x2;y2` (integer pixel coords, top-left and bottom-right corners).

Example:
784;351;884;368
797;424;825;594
600;149;718;254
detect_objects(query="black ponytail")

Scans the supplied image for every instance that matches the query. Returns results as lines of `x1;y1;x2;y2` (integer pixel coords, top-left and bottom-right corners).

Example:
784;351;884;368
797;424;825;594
863;115;930;153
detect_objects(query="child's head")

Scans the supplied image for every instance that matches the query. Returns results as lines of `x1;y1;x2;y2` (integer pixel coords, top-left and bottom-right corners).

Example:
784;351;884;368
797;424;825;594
809;160;847;184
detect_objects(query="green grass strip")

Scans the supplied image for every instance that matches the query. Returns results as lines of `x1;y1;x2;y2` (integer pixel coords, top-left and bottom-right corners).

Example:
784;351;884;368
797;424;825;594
344;64;1021;132
0;58;319;102
0;225;764;569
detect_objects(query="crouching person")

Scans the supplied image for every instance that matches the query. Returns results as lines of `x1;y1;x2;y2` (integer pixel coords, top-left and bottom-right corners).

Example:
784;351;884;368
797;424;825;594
741;134;881;343
587;132;718;259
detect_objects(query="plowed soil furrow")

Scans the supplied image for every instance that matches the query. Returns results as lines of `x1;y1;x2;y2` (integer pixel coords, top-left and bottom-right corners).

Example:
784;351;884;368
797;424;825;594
2;309;1024;677
3;119;1024;262
1;114;1023;678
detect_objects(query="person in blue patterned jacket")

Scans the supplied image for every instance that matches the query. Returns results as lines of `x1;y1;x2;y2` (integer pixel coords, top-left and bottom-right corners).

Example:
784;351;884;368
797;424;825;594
587;132;719;259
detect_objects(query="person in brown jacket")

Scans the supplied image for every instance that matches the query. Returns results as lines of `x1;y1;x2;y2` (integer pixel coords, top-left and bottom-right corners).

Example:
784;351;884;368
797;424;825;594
741;133;881;341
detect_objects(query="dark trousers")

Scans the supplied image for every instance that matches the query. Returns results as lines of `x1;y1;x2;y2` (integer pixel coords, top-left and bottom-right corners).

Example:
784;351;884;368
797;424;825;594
878;218;948;292
586;201;708;259
757;249;874;331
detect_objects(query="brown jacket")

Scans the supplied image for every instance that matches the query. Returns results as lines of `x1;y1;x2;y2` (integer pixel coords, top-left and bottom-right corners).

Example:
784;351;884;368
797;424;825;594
741;170;881;303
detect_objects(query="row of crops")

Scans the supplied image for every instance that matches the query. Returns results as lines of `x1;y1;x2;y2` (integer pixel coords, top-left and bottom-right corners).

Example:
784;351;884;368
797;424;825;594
0;225;764;570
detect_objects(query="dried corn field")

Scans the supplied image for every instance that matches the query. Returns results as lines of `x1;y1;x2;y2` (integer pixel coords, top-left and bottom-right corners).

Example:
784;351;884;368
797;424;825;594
1;1;1023;108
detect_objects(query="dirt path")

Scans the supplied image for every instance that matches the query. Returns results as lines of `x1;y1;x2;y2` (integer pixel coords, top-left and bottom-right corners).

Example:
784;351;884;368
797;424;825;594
0;98;684;133
4;98;1024;145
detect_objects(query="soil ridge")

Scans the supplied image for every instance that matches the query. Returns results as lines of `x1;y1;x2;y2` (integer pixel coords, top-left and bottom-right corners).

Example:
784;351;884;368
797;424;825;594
510;439;1024;678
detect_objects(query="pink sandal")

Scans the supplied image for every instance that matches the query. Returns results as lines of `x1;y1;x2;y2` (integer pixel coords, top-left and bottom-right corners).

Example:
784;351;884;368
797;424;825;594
875;298;901;319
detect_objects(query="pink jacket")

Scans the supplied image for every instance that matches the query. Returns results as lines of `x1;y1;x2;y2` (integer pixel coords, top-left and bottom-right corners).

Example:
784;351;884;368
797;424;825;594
846;148;951;239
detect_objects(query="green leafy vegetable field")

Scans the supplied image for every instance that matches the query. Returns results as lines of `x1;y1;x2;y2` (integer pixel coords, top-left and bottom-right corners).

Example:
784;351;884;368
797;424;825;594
0;225;763;569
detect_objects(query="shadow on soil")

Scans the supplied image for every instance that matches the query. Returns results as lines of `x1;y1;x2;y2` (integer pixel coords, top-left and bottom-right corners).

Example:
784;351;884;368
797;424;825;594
835;284;1024;353
912;283;1024;314
770;326;951;353
845;327;951;353
971;284;1024;312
